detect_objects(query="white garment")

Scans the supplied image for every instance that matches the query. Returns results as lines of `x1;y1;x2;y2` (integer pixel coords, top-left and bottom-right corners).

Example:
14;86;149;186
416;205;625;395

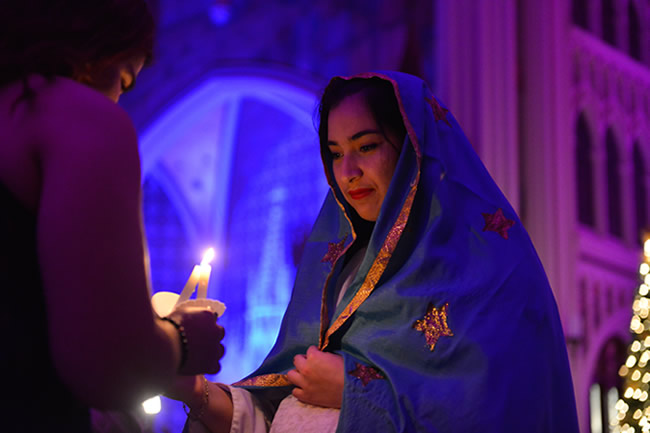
225;247;367;433
226;388;338;433
184;385;272;433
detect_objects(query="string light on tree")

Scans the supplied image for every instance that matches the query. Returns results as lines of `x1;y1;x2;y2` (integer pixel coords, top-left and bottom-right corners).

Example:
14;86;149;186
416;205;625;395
615;238;650;433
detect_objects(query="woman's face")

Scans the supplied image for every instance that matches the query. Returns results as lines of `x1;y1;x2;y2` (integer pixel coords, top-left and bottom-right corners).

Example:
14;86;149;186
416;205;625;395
87;56;145;103
327;92;401;222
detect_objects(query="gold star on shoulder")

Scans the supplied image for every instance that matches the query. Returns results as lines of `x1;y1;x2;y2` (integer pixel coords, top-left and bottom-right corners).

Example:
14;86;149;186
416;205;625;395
481;208;515;240
425;95;451;127
413;302;453;352
321;235;347;266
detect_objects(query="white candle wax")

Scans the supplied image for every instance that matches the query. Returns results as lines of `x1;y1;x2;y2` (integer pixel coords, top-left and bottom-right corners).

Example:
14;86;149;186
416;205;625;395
196;248;215;299
196;263;212;299
176;265;201;305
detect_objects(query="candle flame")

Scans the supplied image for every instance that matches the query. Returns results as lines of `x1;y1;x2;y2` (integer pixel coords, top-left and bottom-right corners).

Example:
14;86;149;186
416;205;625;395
201;248;216;265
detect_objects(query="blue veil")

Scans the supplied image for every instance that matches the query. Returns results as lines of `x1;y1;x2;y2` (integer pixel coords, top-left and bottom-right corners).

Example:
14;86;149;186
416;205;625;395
235;71;579;432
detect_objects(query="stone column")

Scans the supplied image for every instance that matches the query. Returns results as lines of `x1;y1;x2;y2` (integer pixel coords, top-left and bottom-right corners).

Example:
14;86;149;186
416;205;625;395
434;0;520;211
518;0;583;429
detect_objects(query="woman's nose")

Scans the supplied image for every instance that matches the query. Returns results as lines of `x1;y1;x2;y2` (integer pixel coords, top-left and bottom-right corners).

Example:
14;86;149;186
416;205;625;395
340;154;362;182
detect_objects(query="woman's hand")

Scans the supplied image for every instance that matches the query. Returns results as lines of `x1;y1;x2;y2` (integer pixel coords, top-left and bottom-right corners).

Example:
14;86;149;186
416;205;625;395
287;346;344;408
165;307;225;376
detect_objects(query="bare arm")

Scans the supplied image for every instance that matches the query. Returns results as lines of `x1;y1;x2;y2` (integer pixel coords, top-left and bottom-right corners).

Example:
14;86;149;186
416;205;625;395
35;81;184;408
185;377;234;433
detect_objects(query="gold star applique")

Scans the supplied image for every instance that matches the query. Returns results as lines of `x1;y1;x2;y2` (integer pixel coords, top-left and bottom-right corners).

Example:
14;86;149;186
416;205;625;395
413;302;453;352
425;95;451;127
349;363;384;386
481;208;515;240
321;235;347;266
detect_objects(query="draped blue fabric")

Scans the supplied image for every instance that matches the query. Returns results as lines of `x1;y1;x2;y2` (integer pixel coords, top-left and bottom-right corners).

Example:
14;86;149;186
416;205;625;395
235;71;579;433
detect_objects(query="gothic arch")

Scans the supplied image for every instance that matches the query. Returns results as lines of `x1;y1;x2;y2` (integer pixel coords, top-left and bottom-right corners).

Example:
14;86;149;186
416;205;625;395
142;175;195;292
139;66;322;251
583;306;633;432
591;336;628;431
138;65;326;386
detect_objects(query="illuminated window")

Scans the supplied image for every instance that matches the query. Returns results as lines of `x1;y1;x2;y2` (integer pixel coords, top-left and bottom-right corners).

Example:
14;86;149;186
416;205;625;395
576;113;596;226
590;383;603;433
572;0;590;30
607;386;619;429
628;2;641;61
602;0;617;46
635;142;648;242
591;338;627;432
606;129;623;238
143;177;195;293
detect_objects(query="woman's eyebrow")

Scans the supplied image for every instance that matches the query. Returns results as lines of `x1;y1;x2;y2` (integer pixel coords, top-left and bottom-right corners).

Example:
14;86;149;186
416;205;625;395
349;129;382;141
328;129;382;146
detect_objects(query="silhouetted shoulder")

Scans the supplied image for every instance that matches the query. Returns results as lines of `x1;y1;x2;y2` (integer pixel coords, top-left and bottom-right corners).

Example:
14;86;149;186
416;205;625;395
27;77;141;179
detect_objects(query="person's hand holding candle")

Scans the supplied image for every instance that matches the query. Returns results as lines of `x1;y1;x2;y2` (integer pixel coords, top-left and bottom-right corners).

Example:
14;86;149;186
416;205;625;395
164;305;225;375
145;248;226;412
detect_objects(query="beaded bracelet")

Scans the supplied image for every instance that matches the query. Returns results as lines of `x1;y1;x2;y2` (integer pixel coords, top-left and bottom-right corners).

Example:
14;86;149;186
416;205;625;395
161;316;188;372
184;376;210;421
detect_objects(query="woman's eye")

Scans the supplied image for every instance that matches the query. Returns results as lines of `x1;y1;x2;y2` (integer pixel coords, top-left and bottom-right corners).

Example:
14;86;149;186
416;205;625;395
360;143;378;152
330;151;342;160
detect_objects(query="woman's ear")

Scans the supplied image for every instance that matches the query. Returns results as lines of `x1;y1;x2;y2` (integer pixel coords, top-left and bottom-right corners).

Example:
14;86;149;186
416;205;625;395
77;60;118;89
74;62;96;86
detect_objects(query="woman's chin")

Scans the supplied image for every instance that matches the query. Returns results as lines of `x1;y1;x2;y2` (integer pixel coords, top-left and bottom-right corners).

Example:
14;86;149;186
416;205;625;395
356;211;378;222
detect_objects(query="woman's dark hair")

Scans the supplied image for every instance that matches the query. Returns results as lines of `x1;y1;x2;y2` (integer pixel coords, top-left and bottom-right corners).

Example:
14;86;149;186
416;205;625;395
317;77;407;244
317;77;407;158
0;0;154;88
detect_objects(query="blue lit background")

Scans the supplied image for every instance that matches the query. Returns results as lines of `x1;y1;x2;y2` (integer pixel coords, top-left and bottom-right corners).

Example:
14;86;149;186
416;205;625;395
139;73;329;430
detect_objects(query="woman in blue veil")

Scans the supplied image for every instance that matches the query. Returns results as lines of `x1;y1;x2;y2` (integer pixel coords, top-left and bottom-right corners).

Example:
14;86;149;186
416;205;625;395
177;71;579;433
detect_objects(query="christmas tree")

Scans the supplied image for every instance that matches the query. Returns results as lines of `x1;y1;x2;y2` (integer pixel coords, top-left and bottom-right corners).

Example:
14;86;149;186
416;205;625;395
615;238;650;433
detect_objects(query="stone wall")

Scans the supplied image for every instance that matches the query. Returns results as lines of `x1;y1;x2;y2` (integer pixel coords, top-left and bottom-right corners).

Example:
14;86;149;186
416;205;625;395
122;0;435;131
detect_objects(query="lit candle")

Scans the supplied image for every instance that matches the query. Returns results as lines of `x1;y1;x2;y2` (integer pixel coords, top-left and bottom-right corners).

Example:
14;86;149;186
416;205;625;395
176;265;201;305
197;248;215;299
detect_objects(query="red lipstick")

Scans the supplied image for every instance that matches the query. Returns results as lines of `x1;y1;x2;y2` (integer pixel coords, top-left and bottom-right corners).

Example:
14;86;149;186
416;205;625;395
348;188;373;200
